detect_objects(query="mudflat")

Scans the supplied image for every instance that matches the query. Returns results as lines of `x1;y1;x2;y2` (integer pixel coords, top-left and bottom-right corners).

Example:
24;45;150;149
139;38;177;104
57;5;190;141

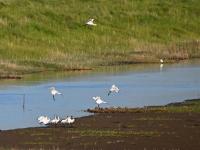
0;100;200;150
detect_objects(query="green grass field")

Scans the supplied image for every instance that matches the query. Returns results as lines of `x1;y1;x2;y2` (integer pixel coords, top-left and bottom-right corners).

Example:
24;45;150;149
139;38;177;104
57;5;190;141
1;0;200;74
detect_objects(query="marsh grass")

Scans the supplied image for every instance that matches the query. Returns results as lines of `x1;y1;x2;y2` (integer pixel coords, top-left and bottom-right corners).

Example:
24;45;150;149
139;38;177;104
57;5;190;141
1;0;200;74
87;99;200;113
78;129;159;137
67;129;159;137
165;99;200;112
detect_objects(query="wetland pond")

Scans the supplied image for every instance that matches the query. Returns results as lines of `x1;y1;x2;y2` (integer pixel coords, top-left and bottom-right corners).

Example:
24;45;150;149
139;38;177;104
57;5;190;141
0;60;200;130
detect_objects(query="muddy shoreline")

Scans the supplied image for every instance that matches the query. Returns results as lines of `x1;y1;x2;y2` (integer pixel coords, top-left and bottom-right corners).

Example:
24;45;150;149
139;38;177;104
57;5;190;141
0;75;22;80
0;59;185;80
0;99;200;149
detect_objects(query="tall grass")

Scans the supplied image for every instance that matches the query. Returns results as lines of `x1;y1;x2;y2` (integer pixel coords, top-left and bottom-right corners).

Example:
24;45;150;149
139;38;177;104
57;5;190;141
0;0;200;74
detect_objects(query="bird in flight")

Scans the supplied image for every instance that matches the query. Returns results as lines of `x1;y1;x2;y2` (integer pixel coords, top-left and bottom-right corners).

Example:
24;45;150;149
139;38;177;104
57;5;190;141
108;84;120;96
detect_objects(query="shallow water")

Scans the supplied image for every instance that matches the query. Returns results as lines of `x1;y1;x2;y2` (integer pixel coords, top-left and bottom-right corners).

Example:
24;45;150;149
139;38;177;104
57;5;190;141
0;60;200;130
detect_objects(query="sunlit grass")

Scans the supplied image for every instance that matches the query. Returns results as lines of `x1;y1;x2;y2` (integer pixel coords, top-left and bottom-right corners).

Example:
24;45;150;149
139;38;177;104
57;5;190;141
165;99;200;112
1;0;200;74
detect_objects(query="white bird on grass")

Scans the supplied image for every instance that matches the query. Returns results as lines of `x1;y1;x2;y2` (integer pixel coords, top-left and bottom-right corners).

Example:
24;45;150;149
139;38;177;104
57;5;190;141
92;96;107;108
49;87;62;100
86;18;97;26
50;116;60;124
108;84;120;96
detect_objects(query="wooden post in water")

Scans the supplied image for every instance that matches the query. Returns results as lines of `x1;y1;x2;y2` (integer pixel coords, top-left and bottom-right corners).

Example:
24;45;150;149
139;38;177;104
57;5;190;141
22;94;25;112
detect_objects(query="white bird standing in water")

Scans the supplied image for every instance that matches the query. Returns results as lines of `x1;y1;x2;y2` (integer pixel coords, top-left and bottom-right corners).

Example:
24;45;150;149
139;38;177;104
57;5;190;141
92;96;107;108
108;84;120;96
160;59;164;71
49;87;62;100
86;18;97;26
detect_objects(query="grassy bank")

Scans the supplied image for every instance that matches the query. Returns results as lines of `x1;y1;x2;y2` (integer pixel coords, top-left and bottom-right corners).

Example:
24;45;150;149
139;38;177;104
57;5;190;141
1;0;200;75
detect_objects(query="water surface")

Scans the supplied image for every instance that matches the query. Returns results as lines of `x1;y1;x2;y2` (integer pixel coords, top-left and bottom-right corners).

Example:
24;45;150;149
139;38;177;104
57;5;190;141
0;60;200;130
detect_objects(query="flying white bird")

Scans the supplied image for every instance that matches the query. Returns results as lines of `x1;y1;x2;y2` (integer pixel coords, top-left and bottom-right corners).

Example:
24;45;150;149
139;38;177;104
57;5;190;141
50;116;60;124
49;87;62;100
92;96;107;108
108;84;120;96
86;18;97;26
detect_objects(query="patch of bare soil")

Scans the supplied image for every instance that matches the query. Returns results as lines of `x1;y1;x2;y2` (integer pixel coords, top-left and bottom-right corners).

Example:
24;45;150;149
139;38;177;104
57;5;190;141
0;112;200;150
